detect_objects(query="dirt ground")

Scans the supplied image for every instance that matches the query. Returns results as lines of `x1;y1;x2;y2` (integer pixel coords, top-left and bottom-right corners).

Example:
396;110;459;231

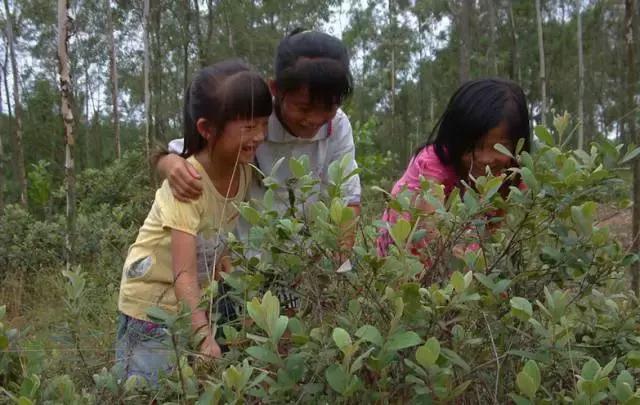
598;205;632;249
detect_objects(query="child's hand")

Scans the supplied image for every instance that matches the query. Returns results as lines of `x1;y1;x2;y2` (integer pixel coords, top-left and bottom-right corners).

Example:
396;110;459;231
165;154;203;202
199;334;222;359
214;255;233;280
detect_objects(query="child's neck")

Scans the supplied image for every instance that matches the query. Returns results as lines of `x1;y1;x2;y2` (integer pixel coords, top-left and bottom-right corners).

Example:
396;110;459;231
194;150;240;197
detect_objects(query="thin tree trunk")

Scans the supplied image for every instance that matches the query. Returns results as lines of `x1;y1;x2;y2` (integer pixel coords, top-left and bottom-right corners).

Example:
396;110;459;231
183;0;191;94
106;0;121;159
388;0;396;152
576;0;584;150
0;65;4;210
486;0;498;76
2;46;11;118
58;0;76;271
626;0;639;294
535;0;547;127
143;0;151;163
151;4;163;144
507;0;521;82
3;0;27;207
458;0;472;84
205;0;215;66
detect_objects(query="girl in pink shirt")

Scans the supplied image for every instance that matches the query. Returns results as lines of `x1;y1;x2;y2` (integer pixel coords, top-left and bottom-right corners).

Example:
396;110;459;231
378;78;531;258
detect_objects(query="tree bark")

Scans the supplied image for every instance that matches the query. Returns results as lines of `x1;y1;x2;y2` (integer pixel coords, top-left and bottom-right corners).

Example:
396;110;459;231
458;0;472;84
3;0;27;207
106;0;121;159
576;0;584;150
388;0;397;154
58;0;76;271
143;0;151;163
486;0;498;76
2;45;11;118
507;0;521;82
626;0;639;294
535;0;547;127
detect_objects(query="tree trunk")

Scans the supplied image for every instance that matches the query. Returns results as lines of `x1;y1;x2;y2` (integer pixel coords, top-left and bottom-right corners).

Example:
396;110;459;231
486;0;498;76
151;4;163;144
58;0;76;272
535;0;547;127
576;0;584;150
388;0;397;155
143;0;151;163
458;0;472;84
507;0;521;82
2;46;12;118
3;0;27;207
626;0;639;294
106;0;121;159
183;0;191;94
0;65;4;210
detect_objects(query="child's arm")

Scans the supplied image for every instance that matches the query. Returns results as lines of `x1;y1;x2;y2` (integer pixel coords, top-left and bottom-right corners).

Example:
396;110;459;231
156;144;203;202
171;229;221;359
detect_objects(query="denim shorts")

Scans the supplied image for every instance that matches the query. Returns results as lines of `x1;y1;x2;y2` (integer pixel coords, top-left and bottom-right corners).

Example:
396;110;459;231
115;313;174;385
115;284;238;384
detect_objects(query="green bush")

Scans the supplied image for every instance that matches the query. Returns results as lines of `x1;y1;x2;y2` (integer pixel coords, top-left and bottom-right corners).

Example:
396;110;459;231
1;124;640;403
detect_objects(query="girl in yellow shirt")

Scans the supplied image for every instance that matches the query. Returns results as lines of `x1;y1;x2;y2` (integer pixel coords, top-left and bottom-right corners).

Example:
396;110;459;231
116;60;272;383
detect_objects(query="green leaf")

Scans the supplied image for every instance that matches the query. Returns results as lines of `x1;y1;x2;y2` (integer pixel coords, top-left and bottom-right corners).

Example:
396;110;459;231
325;364;348;394
534;125;554;146
520;167;539;193
581;358;601;380
451;271;465;293
272;316;289;344
600;357;616;376
386;331;422;352
522;360;541;389
494;143;514;159
355;325;383;346
0;335;8;350
389;219;411;246
146;307;172;325
246;346;281;366
330;198;345;225
516;138;526;154
332;327;352;350
289;158;306;178
626;351;640;368
239;205;261;226
352;347;375;372
615;371;636;402
508;393;533;405
620;146;640;164
415;337;440;367
516;371;537;399
441;348;470;372
484;177;504;200
510;297;533;321
262;189;274;210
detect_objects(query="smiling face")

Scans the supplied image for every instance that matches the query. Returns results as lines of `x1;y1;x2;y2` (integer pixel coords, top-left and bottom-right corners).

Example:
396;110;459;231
214;117;269;164
273;84;339;139
460;122;515;179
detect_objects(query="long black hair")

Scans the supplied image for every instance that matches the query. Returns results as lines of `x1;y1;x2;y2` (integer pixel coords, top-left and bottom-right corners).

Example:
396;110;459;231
416;78;531;174
274;28;353;107
181;60;273;158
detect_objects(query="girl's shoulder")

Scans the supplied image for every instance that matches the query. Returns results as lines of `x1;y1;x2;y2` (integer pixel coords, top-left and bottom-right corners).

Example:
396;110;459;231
413;145;456;181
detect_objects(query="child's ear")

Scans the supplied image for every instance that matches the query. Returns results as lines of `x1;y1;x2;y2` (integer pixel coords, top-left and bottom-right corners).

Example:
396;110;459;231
196;118;215;141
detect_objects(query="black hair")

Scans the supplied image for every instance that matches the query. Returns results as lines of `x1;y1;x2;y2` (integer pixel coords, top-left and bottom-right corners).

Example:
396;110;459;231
416;78;531;174
274;28;353;107
182;60;273;158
